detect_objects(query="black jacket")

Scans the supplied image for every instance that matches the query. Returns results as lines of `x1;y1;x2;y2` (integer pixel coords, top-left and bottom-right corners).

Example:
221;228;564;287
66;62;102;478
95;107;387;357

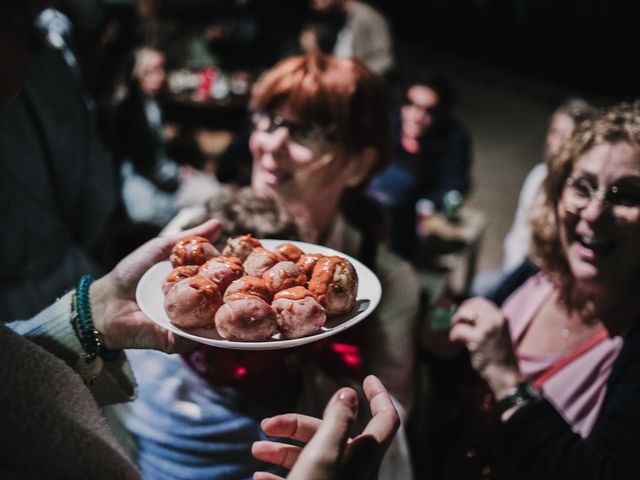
502;322;640;479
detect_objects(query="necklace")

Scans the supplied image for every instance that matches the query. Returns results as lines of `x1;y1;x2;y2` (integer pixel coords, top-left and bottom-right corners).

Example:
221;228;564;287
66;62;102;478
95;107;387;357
557;309;606;353
520;293;604;356
558;322;573;353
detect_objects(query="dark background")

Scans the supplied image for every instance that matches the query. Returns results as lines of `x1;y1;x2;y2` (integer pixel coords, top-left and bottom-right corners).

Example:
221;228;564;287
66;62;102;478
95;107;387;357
96;0;639;101
383;0;639;100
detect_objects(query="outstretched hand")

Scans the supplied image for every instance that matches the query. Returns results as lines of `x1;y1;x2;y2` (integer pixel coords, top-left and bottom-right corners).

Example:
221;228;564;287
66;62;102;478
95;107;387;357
89;219;221;353
252;375;399;480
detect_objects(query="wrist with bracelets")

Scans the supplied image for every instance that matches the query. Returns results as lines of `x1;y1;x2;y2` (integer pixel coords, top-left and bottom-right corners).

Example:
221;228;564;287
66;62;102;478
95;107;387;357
71;275;121;376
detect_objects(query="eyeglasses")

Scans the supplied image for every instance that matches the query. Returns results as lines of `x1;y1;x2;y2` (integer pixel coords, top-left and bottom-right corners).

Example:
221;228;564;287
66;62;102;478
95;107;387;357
250;111;336;151
404;98;439;115
563;176;640;219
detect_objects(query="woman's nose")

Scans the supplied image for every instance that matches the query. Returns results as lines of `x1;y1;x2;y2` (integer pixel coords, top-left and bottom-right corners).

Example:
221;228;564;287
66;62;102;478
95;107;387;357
261;127;290;153
253;128;290;170
580;195;607;222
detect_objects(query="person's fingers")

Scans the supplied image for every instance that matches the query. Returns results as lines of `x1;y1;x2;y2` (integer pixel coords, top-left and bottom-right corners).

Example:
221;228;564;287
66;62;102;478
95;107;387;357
453;297;502;327
315;387;358;442
147;323;198;353
286;387;357;479
452;309;478;326
260;414;323;443
149;218;223;268
253;471;286;480
251;441;302;470
169;333;198;353
342;377;398;480
451;303;484;327
362;375;390;404
255;389;358;478
448;322;482;347
360;375;400;444
94;299;197;351
110;218;222;295
164;218;222;244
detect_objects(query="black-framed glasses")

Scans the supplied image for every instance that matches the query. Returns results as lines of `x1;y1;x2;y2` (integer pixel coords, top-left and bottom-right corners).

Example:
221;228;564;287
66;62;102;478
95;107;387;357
250;111;336;150
563;176;640;218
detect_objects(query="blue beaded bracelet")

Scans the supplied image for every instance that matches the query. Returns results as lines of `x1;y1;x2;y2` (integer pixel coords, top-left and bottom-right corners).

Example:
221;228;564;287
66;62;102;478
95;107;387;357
72;274;120;362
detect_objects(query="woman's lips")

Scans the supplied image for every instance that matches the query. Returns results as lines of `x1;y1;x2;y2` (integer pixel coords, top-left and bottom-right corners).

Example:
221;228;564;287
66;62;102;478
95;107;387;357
575;234;616;259
261;170;278;186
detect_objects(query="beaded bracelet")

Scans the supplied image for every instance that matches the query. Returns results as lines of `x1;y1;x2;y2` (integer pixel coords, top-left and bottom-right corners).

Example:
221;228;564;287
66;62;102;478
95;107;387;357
71;274;120;363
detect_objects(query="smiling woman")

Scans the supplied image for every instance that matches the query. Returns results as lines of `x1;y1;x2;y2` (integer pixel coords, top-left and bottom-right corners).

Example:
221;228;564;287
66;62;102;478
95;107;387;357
432;102;640;480
532;103;640;309
248;53;391;243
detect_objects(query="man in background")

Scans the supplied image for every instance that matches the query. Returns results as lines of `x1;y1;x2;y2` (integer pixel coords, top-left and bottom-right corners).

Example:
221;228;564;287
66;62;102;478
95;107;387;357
369;75;472;259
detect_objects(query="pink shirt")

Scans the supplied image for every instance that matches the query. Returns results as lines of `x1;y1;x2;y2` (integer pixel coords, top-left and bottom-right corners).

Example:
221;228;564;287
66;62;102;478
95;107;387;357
502;274;623;437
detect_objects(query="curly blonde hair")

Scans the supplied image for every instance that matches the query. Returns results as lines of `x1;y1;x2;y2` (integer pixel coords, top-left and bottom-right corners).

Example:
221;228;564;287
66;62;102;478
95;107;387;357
530;101;640;303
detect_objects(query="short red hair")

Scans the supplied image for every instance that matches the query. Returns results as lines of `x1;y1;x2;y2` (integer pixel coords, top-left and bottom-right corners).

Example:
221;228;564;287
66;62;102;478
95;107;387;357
250;53;391;173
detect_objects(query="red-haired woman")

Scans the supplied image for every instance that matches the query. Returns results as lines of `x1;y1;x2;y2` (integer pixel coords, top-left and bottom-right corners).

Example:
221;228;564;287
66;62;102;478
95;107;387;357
117;54;420;479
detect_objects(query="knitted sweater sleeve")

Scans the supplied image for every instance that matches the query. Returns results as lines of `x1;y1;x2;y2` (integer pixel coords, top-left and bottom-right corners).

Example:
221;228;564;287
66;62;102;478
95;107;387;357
7;290;136;407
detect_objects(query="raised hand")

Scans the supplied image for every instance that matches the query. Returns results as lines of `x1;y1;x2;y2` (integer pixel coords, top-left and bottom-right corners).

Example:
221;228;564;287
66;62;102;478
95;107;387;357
449;297;523;399
252;375;399;480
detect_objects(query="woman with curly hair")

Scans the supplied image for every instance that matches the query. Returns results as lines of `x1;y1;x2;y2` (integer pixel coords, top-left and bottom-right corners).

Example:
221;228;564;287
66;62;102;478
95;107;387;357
435;102;640;479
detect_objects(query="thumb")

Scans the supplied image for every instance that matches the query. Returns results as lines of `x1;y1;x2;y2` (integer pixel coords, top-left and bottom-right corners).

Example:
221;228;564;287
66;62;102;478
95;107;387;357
112;219;222;293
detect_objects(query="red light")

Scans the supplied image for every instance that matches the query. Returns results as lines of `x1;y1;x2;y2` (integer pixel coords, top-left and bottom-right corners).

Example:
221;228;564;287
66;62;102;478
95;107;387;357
331;342;359;354
234;366;248;378
329;342;362;368
343;353;362;368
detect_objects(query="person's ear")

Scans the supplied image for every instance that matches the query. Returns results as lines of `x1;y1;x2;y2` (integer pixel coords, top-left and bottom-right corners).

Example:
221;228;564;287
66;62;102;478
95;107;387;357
345;147;377;188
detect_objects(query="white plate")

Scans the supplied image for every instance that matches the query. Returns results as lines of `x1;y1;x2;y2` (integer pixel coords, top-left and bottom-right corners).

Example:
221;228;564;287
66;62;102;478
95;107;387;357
136;239;382;350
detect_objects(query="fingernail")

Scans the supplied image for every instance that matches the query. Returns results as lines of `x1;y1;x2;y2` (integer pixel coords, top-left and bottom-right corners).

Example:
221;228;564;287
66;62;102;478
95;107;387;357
338;389;357;409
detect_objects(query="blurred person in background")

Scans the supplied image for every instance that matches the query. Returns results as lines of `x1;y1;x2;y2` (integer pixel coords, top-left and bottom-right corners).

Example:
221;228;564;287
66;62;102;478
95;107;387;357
472;97;596;301
308;0;395;78
299;15;341;56
369;74;472;260
109;45;223;266
113;47;189;228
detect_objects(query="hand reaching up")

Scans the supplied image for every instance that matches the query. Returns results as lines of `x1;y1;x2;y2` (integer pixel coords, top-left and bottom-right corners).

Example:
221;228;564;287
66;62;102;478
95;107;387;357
252;375;399;480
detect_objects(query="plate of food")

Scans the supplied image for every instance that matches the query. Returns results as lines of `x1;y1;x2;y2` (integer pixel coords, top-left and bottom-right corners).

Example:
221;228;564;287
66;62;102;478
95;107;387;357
136;236;382;350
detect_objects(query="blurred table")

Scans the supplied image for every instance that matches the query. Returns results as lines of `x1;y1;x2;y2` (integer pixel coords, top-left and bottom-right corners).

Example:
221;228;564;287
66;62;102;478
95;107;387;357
414;206;489;300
